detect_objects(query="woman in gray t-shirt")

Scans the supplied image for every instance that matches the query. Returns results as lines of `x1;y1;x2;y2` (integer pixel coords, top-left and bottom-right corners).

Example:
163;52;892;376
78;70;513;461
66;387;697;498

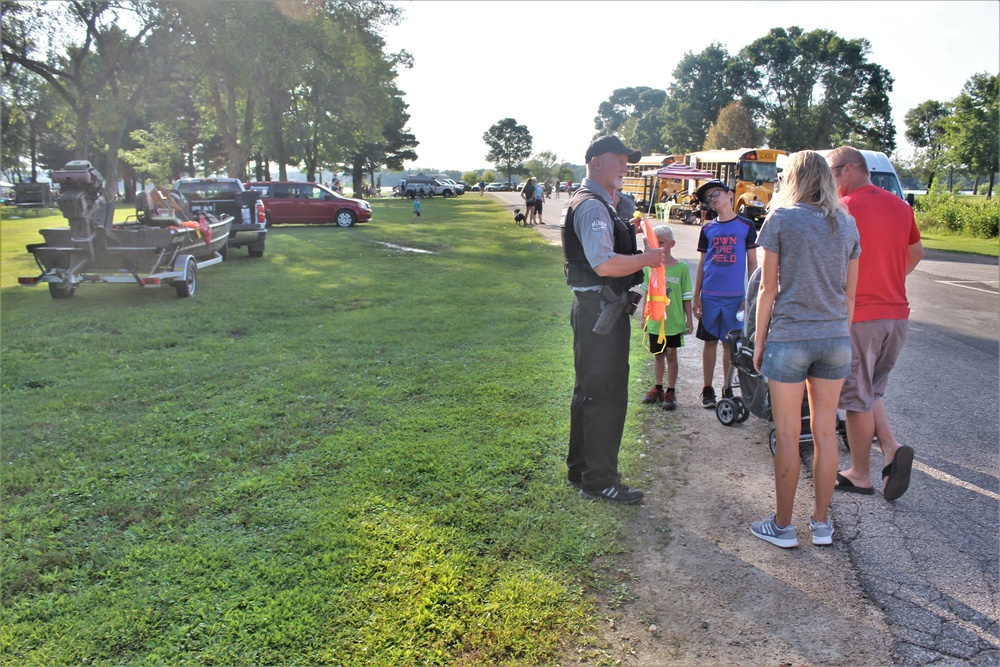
749;150;860;550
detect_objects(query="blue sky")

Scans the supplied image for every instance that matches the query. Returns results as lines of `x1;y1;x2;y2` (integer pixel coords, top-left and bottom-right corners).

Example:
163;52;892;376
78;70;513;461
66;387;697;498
382;1;1000;171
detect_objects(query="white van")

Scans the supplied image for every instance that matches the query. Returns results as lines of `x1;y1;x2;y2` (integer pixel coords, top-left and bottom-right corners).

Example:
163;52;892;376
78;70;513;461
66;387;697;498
812;149;908;202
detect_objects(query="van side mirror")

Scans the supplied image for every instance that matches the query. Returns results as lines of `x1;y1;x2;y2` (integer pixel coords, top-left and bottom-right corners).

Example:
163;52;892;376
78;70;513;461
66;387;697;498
906;193;915;207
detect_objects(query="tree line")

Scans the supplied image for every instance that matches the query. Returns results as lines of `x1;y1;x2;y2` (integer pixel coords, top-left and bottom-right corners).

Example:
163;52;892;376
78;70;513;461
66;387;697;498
1;0;418;201
585;27;996;198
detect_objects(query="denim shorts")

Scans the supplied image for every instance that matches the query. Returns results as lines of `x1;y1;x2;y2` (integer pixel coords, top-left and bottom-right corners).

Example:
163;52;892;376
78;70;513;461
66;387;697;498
759;336;853;383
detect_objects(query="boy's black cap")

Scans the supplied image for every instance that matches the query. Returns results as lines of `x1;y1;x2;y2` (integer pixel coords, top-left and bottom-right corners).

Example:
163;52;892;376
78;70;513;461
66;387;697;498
696;179;731;201
585;136;642;163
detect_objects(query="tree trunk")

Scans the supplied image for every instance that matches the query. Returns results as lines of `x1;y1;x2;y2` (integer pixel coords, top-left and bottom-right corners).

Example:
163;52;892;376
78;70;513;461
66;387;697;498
973;176;980;196
988;172;995;200
926;172;935;190
352;156;364;198
74;105;91;160
29;117;38;182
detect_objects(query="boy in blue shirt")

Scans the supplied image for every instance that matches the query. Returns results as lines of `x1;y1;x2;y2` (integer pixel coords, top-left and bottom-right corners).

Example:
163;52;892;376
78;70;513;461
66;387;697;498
692;180;758;408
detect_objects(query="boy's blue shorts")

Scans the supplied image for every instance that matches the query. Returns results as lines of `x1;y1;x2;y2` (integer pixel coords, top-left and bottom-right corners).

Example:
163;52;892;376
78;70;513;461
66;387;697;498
696;295;744;342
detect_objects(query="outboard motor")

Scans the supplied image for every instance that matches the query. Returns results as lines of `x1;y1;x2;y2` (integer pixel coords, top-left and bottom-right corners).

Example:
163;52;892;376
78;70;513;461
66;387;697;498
50;160;114;242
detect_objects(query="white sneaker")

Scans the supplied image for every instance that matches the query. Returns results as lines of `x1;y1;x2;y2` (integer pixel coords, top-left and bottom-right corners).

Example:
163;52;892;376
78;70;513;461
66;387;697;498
749;512;798;548
809;515;835;545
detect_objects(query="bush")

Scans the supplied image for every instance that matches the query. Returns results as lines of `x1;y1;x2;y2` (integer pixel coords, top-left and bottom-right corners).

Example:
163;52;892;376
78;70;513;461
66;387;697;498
914;191;998;238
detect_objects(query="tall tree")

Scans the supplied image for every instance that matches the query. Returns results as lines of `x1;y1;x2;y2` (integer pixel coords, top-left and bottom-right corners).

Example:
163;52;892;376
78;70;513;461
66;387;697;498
349;88;419;196
594;87;667;154
483;118;532;184
703;102;762;150
904;99;950;189
659;43;741;153
738;27;895;152
523;150;559;182
943;72;998;199
2;0;156;196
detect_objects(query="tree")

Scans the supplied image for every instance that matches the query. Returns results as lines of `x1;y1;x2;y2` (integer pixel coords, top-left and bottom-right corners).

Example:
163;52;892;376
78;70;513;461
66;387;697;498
739;27;895;152
943;72;998;199
461;170;480;185
594;87;667;154
660;44;741;153
904;100;950;190
119;121;184;185
347;84;419;197
523;150;559;182
703;102;762;150
483;118;531;184
2;0;158;197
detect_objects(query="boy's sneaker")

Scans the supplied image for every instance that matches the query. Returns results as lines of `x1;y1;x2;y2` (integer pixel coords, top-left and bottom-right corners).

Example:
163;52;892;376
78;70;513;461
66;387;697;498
579;483;644;505
642;387;664;404
809;515;834;545
749;512;799;548
701;387;717;409
662;389;676;411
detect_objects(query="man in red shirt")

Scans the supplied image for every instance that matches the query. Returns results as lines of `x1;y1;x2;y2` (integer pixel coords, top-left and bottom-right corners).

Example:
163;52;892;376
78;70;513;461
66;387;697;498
827;147;925;501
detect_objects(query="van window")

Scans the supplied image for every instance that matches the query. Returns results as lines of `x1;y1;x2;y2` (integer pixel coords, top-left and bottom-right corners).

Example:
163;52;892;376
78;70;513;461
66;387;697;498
871;172;903;199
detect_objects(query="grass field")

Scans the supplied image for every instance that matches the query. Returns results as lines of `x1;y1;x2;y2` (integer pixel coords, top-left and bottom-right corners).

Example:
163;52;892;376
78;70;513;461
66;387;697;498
1;198;654;665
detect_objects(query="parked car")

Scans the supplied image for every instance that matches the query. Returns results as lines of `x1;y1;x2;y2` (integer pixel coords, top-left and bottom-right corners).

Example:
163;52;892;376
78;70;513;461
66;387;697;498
484;182;514;192
172;177;267;258
458;181;472;193
245;181;371;227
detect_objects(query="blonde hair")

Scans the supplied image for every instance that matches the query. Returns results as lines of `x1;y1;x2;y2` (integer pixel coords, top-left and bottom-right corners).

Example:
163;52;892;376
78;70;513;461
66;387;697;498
771;150;845;231
653;225;674;244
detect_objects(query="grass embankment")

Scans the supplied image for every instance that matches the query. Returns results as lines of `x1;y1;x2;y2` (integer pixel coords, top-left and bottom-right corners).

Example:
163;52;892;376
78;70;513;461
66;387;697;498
0;199;652;665
912;193;999;257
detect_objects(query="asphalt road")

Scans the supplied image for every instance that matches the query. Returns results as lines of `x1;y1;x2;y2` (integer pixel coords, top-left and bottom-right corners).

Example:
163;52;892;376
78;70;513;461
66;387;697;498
490;191;1000;665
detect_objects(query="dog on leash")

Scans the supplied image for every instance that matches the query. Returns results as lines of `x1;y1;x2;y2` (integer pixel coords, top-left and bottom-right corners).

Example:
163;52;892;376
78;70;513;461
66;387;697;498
513;208;527;226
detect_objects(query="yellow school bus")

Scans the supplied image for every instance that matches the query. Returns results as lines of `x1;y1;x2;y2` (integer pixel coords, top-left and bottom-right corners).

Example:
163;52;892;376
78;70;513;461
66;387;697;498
622;154;687;212
686;148;788;226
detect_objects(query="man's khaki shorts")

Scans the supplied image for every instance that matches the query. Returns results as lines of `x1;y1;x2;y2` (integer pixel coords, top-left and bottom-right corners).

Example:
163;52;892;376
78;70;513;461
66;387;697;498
839;319;909;412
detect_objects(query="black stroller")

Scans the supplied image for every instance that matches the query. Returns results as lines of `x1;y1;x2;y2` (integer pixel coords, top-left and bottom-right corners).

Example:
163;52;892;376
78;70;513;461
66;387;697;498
715;268;849;456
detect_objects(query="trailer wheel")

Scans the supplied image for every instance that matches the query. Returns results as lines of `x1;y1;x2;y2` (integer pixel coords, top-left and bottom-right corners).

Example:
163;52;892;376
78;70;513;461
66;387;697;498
48;281;76;299
174;255;197;298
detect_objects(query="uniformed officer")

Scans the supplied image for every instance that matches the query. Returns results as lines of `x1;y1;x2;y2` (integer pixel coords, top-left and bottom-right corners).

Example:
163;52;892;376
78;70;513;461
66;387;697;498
561;136;665;504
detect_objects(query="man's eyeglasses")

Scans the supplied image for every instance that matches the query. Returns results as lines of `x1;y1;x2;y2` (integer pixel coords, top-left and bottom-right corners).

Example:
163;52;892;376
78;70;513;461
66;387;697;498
830;163;856;175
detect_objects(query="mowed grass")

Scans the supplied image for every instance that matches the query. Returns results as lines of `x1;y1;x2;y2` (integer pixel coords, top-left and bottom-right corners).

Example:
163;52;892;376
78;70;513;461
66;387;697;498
0;197;652;665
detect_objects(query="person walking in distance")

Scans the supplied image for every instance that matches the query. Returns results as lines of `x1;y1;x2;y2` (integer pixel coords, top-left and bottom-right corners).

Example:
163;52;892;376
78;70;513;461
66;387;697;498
827;146;924;500
562;136;665;504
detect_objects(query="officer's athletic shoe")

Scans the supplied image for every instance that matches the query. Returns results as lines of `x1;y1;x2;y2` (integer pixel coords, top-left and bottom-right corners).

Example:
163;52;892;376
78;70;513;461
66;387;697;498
749;512;799;548
579;483;644;505
662;389;676;411
809;515;835;545
701;387;717;409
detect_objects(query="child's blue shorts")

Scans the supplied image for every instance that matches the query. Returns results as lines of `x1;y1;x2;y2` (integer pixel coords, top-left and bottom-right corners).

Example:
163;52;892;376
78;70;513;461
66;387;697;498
696;295;744;342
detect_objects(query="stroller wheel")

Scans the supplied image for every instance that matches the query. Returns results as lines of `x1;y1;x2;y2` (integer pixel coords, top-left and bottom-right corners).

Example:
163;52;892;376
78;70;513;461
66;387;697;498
716;398;739;426
735;397;751;423
769;429;777;457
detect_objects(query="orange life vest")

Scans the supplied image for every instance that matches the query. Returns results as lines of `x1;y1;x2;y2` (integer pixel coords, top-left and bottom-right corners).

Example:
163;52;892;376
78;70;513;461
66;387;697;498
633;212;669;343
